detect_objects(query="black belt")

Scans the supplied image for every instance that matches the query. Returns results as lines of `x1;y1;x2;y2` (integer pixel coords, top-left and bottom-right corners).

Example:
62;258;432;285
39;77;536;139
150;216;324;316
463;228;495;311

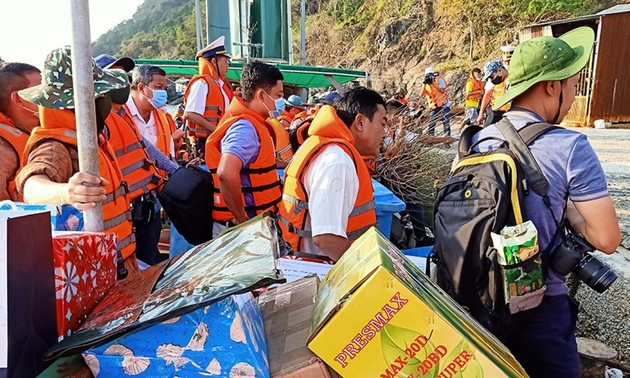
216;220;237;228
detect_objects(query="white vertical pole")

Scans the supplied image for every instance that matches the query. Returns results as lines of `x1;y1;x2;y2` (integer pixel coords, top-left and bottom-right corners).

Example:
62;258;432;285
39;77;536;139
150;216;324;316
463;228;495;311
300;0;306;65
195;0;203;51
287;0;294;64
70;0;103;232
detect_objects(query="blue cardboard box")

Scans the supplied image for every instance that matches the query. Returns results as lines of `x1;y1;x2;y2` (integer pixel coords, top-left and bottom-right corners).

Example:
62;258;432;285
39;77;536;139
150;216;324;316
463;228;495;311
83;293;269;377
0;202;83;231
372;179;405;238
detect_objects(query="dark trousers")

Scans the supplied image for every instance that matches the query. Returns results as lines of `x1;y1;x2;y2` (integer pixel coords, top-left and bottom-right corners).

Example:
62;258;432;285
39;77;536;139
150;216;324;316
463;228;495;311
427;105;451;135
134;206;166;266
506;295;580;378
484;107;504;127
405;202;434;246
195;137;207;156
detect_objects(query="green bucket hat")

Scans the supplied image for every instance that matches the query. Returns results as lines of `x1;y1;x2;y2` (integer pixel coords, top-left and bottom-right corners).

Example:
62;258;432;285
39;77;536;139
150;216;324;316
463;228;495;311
19;46;128;109
493;26;595;110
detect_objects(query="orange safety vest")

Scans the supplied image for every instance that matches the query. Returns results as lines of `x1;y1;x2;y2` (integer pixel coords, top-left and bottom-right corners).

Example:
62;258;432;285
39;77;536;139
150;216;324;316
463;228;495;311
277;110;293;128
288;117;313;153
492;80;511;112
119;103;173;157
292;110;308;125
362;155;377;176
105;112;162;201
0;112;29;201
222;78;235;100
277;105;377;253
153;108;174;159
205;96;281;222
24;108;136;259
266;118;293;165
183;59;232;138
465;75;485;102
423;76;449;110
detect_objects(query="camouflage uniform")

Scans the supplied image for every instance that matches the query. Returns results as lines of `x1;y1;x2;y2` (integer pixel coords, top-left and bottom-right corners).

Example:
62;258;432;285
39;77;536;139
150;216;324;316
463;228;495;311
19;46;128;109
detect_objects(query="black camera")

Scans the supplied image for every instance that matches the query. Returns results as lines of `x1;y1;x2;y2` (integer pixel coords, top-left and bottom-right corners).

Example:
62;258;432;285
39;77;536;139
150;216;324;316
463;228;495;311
424;73;436;85
548;231;617;293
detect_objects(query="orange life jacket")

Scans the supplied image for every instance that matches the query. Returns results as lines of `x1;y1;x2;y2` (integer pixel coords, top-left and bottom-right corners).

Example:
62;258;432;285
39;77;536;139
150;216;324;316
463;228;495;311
153;108;174;159
266;118;293;165
292;110;308;125
362;155;377;176
0;112;29;201
24;107;136;259
288;117;313;153
492;80;511;112
424;75;449;109
277;105;377;253
205;96;281;222
277;110;293;128
465;75;485;102
105;111;162;201
183;59;232;138
222;78;235;100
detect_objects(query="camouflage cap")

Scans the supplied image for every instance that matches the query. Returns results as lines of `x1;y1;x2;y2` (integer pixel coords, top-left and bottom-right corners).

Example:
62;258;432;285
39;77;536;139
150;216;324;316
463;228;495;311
19;46;129;109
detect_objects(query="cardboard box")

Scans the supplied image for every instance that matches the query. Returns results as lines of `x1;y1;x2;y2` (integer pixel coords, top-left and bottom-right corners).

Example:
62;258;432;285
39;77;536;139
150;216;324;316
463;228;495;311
278;257;333;284
52;232;117;339
308;227;528;378
83;293;269;377
258;276;337;378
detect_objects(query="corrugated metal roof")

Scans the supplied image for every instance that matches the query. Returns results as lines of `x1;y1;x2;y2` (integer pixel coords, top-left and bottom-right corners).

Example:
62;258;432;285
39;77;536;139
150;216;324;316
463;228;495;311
522;5;630;29
596;4;630;15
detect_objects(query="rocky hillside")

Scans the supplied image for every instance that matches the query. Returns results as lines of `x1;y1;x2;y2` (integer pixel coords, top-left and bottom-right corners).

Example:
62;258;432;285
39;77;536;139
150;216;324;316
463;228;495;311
292;0;620;106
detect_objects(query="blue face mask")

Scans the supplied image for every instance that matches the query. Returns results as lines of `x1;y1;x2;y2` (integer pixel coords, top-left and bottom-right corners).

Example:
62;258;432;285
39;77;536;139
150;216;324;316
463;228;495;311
264;92;285;119
145;86;168;109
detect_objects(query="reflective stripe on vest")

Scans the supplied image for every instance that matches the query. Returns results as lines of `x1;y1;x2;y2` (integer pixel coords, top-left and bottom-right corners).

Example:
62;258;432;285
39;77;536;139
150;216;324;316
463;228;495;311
193;127;212;137
104;185;128;204
117;233;136;251
127;174;160;194
120;159;151;176
114;140;144;158
103;210;132;230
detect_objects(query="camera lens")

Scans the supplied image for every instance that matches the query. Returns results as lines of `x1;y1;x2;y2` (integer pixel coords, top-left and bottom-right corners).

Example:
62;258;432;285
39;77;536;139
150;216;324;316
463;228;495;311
575;254;618;293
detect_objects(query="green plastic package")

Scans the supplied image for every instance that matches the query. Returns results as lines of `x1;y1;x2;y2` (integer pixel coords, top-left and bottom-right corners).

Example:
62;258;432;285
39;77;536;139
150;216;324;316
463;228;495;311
492;220;546;314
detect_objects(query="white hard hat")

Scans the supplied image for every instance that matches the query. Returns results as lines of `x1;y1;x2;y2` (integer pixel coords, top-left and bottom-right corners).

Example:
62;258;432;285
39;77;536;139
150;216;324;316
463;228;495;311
425;67;436;75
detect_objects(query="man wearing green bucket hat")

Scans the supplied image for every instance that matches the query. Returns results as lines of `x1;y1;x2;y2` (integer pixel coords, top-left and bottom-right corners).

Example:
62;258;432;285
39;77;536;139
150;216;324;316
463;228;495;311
16;46;140;272
469;27;621;376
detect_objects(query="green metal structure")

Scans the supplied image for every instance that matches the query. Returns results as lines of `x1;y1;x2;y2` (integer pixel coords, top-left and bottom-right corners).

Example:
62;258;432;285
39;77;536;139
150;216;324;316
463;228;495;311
134;59;367;89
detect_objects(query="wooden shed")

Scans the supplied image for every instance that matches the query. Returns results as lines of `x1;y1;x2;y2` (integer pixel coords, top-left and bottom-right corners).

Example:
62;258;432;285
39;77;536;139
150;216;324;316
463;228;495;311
519;5;630;127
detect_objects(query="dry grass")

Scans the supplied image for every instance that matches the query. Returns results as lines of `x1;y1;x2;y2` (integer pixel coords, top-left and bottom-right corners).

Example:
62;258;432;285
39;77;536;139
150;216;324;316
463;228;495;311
375;107;455;205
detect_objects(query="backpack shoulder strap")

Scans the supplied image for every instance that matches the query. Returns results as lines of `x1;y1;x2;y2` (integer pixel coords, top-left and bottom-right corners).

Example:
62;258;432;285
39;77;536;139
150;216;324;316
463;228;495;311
496;118;551;197
457;125;483;159
519;122;559;146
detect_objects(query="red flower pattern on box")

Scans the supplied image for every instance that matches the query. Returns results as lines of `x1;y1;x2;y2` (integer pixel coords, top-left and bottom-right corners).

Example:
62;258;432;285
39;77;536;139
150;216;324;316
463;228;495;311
53;232;118;339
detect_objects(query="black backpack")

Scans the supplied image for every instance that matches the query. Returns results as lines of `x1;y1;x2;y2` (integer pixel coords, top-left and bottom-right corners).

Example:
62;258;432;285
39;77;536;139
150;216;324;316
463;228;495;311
158;165;215;245
433;118;557;341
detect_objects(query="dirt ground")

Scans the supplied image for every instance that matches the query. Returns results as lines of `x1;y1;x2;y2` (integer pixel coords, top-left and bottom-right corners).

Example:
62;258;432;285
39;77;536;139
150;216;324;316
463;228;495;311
569;126;630;251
